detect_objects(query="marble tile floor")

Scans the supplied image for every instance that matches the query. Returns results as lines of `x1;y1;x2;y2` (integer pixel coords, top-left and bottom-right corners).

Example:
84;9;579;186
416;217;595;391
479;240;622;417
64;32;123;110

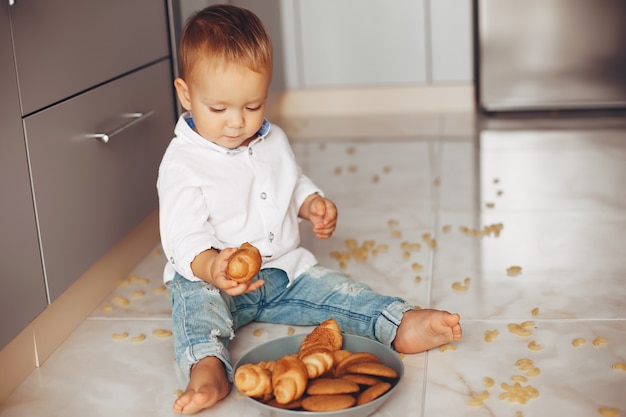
1;112;625;417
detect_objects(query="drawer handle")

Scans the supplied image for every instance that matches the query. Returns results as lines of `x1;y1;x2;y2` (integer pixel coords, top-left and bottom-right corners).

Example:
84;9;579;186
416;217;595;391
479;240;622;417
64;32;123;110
91;110;155;143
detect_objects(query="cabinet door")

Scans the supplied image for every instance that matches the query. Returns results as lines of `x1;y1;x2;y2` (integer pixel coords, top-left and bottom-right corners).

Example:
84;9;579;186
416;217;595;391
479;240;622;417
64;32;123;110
24;60;175;302
0;1;47;350
10;0;170;115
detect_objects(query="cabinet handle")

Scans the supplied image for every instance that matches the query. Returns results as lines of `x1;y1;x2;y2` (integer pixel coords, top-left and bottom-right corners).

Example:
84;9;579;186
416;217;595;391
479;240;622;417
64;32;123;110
90;110;155;143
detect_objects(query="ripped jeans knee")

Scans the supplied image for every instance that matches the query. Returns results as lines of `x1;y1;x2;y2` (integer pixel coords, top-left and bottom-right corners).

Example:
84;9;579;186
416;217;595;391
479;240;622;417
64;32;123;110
169;274;236;380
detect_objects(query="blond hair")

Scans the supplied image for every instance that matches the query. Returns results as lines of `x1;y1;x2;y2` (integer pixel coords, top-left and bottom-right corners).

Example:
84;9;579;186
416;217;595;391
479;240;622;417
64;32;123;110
178;4;272;79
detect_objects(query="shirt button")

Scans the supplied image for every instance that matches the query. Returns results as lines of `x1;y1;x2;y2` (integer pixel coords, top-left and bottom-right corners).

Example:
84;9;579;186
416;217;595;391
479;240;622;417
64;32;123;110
170;257;175;264
260;192;267;199
248;148;253;155
268;232;274;242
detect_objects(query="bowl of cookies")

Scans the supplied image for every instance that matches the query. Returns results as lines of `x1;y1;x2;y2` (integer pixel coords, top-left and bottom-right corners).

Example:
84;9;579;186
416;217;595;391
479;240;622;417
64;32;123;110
234;318;404;416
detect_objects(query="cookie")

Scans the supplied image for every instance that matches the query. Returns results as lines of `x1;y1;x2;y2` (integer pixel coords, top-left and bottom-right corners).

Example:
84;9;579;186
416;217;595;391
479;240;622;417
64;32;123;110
345;362;398;379
334;352;380;376
332;349;352;364
301;394;356;412
341;373;383;386
306;378;360;395
357;382;392;405
266;398;303;410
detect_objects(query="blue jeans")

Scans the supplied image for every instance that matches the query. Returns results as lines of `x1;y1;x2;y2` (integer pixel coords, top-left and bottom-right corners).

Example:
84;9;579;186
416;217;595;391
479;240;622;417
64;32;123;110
168;265;413;380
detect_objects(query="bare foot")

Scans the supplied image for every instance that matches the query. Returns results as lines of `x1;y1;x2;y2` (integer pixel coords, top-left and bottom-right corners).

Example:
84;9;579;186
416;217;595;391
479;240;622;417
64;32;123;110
392;309;462;353
173;356;231;415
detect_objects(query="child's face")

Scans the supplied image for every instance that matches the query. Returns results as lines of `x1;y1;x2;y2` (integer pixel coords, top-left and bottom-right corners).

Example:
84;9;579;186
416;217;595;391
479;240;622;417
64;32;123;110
175;58;271;149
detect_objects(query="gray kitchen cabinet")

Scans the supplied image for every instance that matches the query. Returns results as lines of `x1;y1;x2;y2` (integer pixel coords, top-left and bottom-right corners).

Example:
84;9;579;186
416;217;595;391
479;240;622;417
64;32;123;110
1;0;175;349
0;0;48;351
25;61;174;301
11;0;170;116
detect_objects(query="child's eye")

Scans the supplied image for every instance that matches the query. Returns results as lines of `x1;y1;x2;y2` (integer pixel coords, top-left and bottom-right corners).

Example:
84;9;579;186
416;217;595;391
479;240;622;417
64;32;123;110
246;105;262;112
209;107;226;113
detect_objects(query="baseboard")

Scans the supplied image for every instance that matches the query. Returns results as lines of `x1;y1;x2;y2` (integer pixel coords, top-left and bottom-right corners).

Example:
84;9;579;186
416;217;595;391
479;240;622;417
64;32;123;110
0;209;160;404
267;84;475;117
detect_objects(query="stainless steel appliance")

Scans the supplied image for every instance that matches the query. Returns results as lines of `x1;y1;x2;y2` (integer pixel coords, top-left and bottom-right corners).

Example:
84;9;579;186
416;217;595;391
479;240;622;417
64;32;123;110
476;0;626;112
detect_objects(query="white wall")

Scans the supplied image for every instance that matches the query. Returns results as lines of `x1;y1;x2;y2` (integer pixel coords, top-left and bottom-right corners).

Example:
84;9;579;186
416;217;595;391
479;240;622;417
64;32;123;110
280;0;473;89
173;0;474;90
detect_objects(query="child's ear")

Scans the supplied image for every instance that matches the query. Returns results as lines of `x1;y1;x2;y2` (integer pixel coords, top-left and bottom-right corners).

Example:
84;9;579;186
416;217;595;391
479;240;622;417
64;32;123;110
174;78;192;110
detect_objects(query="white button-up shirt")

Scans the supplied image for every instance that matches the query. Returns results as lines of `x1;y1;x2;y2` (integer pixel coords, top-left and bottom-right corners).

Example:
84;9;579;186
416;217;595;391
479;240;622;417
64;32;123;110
157;113;321;285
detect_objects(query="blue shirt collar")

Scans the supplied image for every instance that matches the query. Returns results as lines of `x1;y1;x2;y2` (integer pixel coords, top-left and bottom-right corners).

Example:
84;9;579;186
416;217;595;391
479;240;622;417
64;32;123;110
184;116;271;141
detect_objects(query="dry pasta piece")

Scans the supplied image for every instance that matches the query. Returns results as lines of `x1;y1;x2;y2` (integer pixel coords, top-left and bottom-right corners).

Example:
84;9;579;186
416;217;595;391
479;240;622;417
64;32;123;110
363;241;375;249
129;275;150;285
598;407;620;417
102;305;113;313
506;266;522;276
131;334;146;343
442;224;452;233
374;244;389;253
472;390;489;401
112;332;129;340
414;276;422;284
593;337;607;346
439;344;457;352
152;329;173;338
372;174;380;183
253;328;264;337
485;202;495;209
483;377;494;388
515;358;534;367
131;290;145;298
526;367;541;377
484;329;499;343
411;262;423;272
452;281;469;292
612;363;626;371
348;165;358;173
153;285;167;294
499;382;539;404
511;375;528;383
287;327;295;336
531;307;539;316
391;230;402;238
508;323;532;337
174;389;184;397
572;338;586;347
528;341;542;351
387;219;399;227
111;295;130;307
467;398;483;407
345;239;358;249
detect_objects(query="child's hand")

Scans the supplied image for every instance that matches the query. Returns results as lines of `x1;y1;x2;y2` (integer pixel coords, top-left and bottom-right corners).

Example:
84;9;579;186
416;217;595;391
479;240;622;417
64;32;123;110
208;248;265;296
302;194;337;239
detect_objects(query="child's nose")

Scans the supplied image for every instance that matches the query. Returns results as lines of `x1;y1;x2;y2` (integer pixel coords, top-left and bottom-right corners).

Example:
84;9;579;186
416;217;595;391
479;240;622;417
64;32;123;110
227;111;244;128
